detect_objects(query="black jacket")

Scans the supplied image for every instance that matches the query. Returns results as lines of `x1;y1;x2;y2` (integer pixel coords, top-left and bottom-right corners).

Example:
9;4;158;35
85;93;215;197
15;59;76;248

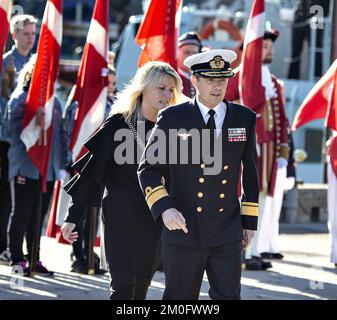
64;114;161;278
138;99;259;249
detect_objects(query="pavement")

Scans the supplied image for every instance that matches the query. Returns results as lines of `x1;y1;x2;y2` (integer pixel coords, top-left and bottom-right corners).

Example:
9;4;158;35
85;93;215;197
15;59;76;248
0;223;336;300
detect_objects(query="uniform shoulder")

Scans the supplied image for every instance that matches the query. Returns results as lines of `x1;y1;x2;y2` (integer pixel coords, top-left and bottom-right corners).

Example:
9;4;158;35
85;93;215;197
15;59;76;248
228;101;256;119
159;100;191;118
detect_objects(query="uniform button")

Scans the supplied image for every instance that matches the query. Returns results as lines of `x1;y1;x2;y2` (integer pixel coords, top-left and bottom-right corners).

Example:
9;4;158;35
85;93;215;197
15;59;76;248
220;193;225;199
222;179;227;184
198;192;203;198
218;208;224;212
197;207;203;213
199;177;205;183
201;163;206;169
223;165;229;170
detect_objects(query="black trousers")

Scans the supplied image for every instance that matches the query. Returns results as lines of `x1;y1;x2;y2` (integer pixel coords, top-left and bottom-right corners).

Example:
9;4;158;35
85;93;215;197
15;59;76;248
109;241;162;300
162;241;242;300
9;177;54;263
109;272;152;300
0;141;11;252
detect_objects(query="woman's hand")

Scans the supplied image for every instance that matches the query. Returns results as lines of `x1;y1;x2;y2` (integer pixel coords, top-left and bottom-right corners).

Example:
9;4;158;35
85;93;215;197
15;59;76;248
61;222;78;243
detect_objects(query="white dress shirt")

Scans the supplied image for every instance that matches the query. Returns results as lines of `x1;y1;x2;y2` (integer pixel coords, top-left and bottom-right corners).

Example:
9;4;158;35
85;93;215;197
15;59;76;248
196;96;227;136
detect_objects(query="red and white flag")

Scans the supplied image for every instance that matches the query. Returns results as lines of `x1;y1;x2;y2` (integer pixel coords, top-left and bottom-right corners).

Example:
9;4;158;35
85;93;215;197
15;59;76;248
292;60;337;130
239;0;266;141
69;0;109;162
135;0;182;69
325;63;337;131
20;0;62;192
0;0;11;74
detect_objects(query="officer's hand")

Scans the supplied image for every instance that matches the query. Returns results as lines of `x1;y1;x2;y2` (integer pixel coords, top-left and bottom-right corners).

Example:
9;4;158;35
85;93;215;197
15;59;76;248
162;208;188;233
61;222;78;243
242;229;255;250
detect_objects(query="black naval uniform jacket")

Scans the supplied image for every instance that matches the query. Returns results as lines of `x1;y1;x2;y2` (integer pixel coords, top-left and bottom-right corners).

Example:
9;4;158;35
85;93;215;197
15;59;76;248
64;114;161;279
138;99;259;249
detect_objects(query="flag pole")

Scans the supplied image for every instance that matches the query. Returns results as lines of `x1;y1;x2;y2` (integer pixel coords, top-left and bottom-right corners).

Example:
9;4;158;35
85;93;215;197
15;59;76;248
87;207;97;275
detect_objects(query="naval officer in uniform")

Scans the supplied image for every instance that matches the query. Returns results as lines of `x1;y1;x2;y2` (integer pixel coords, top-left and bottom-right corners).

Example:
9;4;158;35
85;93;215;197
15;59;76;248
138;49;259;300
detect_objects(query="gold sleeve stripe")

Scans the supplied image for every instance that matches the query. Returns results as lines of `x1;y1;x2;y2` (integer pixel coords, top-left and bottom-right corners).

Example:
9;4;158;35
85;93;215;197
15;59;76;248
241;205;259;217
242;202;259;207
145;185;165;200
146;187;169;209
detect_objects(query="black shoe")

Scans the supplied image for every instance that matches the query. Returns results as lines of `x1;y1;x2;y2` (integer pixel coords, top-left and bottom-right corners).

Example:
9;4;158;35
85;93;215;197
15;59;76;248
260;259;273;269
35;261;54;276
250;257;272;270
261;252;284;260
71;258;88;274
271;253;284;260
260;252;274;259
244;258;263;271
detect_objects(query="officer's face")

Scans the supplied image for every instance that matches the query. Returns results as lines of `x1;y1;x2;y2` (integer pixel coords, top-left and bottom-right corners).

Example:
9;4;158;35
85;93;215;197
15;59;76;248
191;76;228;108
142;74;176;113
262;39;274;64
13;23;36;53
178;44;200;72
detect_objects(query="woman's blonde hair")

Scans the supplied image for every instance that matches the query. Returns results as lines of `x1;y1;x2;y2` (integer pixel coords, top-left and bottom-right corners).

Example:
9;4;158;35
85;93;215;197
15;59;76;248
111;61;184;123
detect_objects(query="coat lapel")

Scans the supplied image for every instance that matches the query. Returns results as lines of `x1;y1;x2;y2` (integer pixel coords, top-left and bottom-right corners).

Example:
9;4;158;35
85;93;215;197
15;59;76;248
186;98;208;129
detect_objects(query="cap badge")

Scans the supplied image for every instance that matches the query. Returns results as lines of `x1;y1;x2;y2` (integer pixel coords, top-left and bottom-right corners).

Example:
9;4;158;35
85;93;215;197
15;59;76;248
209;56;225;69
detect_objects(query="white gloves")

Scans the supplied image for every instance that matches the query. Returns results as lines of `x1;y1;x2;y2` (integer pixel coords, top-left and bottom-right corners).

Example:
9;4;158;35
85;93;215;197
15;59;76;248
277;157;288;169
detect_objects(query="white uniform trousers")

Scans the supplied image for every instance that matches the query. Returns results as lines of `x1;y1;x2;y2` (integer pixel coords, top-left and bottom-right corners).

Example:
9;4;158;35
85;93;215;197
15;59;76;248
245;191;266;259
256;166;287;254
327;163;337;264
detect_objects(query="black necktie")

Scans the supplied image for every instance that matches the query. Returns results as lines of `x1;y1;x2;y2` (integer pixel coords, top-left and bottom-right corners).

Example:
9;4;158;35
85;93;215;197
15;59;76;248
207;109;216;156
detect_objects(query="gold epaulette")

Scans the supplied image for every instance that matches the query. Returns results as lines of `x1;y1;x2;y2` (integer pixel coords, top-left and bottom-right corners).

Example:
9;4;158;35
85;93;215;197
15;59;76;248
241;202;259;217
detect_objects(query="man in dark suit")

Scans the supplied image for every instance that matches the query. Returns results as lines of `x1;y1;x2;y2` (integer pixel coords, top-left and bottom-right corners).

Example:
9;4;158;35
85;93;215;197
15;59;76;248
138;49;259;300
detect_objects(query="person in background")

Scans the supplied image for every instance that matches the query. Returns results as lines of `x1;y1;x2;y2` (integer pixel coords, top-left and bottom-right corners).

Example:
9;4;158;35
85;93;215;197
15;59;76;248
177;32;202;98
2;55;67;276
225;26;289;271
0;14;37;265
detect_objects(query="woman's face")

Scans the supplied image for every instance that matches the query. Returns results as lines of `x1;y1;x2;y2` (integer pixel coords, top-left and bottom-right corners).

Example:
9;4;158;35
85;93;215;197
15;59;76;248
142;74;176;113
